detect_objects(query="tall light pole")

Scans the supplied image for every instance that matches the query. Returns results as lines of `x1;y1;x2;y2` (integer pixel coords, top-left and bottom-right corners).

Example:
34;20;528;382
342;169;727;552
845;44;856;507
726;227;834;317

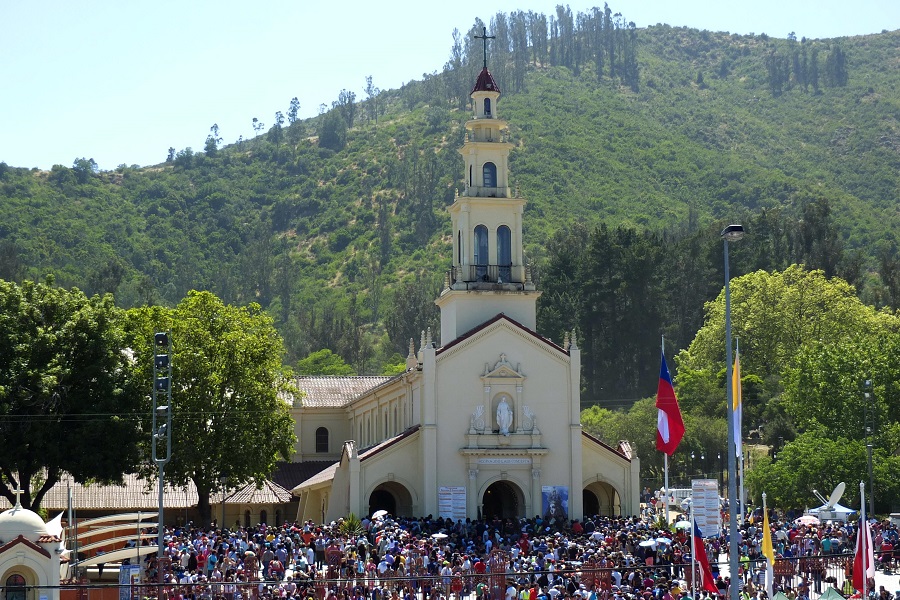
864;379;875;516
152;331;173;599
722;223;744;600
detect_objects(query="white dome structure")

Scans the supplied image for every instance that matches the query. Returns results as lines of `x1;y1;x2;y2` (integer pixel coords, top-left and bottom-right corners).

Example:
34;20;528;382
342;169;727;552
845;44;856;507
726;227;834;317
0;496;61;600
0;504;48;543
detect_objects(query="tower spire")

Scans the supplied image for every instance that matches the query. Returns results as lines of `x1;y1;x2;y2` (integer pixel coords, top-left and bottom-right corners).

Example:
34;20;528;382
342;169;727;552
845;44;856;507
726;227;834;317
474;26;495;69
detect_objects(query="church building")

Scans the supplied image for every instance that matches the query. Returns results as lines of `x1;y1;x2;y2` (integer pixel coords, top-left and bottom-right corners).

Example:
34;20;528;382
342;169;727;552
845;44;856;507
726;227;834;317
290;64;639;523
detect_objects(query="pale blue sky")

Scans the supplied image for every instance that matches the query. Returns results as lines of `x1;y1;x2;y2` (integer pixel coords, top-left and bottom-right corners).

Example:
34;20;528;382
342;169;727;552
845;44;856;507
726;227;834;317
1;0;897;171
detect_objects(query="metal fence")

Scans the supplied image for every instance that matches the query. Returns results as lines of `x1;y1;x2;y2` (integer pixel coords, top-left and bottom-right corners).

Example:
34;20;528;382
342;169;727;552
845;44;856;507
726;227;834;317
23;554;870;600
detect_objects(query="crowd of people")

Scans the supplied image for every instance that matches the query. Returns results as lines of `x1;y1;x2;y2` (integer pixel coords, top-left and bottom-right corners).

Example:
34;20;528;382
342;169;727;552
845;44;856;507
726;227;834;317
137;507;899;600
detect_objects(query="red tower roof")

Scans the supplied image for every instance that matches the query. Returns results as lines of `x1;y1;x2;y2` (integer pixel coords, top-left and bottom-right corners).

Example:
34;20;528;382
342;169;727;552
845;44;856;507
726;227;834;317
471;67;501;95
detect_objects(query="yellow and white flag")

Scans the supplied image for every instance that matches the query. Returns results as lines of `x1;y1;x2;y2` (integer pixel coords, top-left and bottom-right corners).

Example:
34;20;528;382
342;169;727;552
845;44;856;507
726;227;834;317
733;342;742;458
762;498;775;599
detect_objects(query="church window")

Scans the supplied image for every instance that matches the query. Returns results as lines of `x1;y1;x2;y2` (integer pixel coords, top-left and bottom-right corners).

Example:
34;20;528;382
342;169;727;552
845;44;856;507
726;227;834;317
484;98;492;117
457;231;461;265
394;406;398;435
497;225;511;282
474;225;488;280
483;162;497;188
469;165;473;187
315;427;329;453
260;510;268;525
6;575;26;600
244;511;251;528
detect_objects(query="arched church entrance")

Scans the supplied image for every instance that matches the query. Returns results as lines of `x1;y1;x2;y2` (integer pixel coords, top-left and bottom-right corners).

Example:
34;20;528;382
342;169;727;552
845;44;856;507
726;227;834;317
583;481;621;517
482;480;525;520
368;482;413;517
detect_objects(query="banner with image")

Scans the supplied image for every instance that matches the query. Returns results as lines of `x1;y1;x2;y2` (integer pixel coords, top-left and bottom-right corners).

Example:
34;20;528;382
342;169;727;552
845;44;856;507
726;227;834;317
542;485;569;521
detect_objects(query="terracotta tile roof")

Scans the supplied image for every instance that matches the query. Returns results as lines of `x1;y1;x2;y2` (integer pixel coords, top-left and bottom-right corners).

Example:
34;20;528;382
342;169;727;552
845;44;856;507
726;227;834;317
224;480;293;504
0;535;51;558
0;472;297;512
0;473;197;511
292;426;421;491
293;376;394;408
472;67;501;94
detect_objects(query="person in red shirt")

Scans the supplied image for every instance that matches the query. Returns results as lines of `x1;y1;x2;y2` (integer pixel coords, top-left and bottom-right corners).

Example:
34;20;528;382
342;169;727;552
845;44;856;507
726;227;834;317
474;558;487;574
519;534;530;556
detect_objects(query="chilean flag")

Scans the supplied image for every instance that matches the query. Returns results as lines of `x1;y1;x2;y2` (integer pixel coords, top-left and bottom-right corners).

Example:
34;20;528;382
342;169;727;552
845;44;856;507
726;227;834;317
656;352;685;455
693;522;719;594
853;519;875;591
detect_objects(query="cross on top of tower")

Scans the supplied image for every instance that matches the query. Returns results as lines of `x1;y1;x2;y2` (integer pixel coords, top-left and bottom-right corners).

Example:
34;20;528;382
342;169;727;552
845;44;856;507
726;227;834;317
474;26;495;70
12;487;24;507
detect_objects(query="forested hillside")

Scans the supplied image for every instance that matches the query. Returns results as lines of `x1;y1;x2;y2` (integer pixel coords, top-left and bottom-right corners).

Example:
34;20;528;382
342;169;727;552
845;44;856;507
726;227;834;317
1;7;898;406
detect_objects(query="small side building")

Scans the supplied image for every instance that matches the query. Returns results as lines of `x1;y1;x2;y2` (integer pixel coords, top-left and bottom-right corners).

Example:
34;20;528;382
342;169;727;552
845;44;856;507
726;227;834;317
0;495;62;600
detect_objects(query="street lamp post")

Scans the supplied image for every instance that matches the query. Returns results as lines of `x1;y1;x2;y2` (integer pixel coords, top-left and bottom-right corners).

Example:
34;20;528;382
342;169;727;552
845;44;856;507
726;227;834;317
722;224;744;600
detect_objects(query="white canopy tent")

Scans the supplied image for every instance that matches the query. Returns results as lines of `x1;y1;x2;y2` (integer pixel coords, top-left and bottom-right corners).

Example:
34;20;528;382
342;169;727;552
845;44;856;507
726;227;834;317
806;502;856;521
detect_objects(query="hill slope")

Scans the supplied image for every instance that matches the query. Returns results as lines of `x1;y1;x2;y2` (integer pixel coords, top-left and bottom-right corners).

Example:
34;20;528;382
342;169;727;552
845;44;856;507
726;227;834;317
0;22;898;384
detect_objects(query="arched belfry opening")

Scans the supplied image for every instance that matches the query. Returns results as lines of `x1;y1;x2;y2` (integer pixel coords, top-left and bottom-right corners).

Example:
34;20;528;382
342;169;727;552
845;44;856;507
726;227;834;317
482;480;524;520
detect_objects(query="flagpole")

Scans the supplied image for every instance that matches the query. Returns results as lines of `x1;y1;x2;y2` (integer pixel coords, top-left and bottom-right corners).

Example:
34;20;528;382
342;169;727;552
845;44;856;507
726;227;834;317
860;481;867;600
734;338;745;525
663;335;670;526
762;492;773;599
691;509;697;600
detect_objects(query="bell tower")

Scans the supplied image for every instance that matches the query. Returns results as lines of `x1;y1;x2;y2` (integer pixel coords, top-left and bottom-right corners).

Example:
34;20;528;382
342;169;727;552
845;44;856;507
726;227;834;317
436;41;540;344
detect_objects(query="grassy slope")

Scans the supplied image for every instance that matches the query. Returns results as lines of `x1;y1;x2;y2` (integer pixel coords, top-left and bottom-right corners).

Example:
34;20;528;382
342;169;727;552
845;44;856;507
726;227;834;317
0;26;898;367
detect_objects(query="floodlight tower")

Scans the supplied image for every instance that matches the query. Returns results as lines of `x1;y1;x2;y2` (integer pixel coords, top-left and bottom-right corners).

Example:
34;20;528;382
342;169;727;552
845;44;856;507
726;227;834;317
151;332;173;562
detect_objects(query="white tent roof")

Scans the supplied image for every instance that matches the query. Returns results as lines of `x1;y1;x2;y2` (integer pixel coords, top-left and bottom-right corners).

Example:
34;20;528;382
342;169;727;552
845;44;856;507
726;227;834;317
807;502;856;518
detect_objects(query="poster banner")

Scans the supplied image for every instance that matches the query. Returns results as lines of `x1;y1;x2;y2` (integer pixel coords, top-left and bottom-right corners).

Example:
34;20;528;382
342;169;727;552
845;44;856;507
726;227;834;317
691;478;722;537
438;486;467;521
118;564;141;600
541;486;569;521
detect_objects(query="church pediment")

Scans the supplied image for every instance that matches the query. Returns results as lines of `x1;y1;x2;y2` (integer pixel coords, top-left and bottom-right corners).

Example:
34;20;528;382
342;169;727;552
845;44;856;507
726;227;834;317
480;353;525;382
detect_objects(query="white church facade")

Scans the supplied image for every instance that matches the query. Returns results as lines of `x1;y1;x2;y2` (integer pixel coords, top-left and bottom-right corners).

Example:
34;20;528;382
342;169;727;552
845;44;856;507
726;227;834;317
290;66;640;523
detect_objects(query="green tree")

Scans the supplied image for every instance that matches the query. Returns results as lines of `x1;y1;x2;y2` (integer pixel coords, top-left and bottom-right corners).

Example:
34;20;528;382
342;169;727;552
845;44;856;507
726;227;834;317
677;266;880;402
72;157;98;183
0;240;23;282
297;349;355;376
205;123;222;157
782;324;900;443
745;431;900;513
335;90;357;128
287;98;300;125
677;266;895;449
0;277;143;511
125;291;296;525
318;110;348;151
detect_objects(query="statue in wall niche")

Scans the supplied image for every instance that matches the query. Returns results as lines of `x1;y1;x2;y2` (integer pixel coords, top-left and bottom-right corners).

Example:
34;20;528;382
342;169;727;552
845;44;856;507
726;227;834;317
496;398;513;436
471;405;486;433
